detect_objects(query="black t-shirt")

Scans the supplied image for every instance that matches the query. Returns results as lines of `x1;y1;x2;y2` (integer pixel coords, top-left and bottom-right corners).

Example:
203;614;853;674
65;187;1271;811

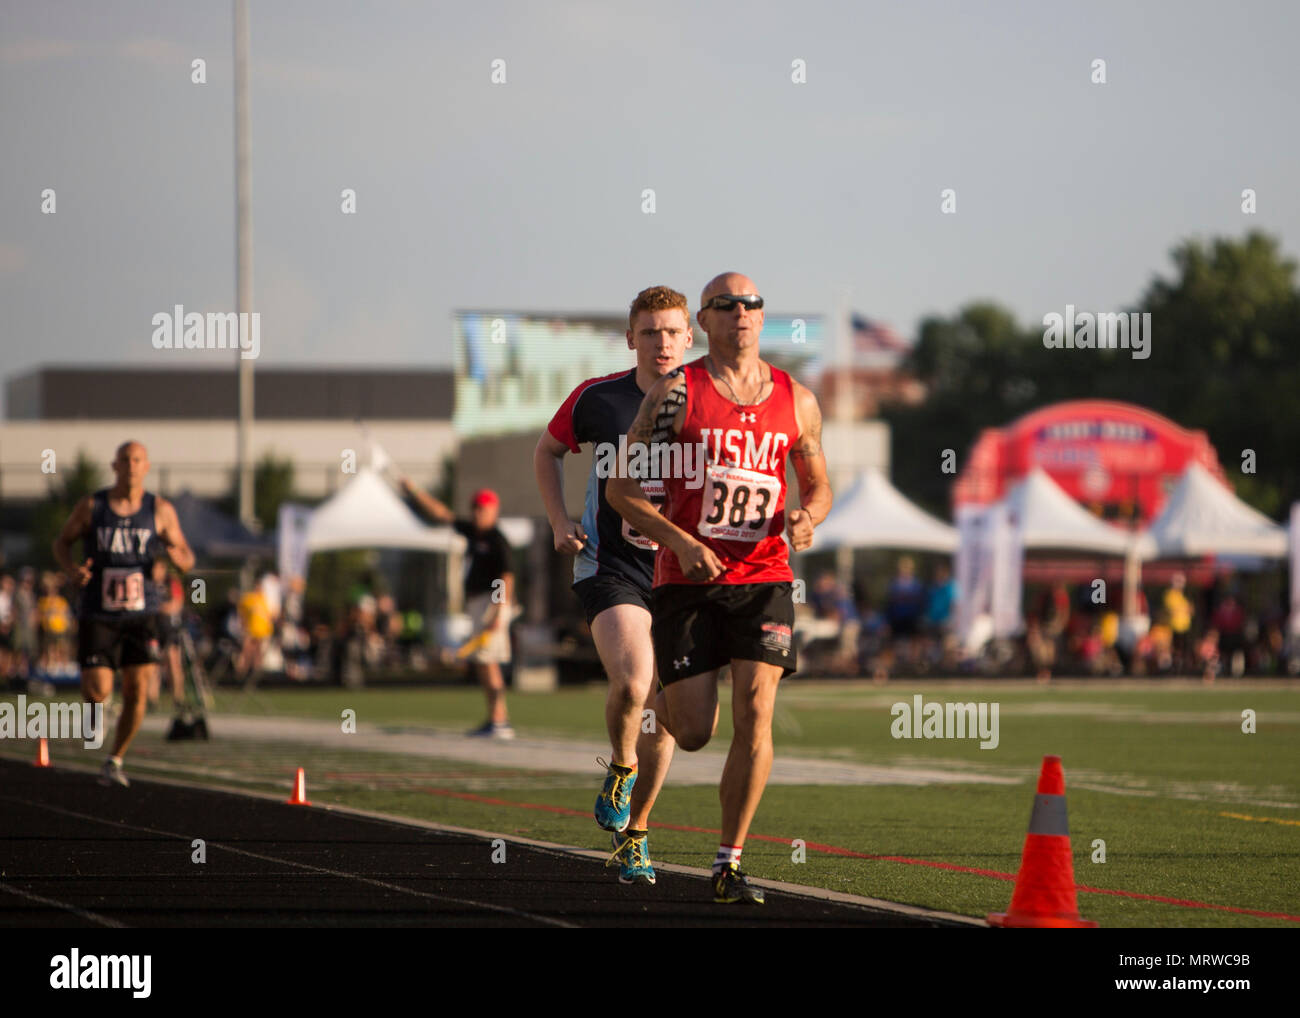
453;520;511;597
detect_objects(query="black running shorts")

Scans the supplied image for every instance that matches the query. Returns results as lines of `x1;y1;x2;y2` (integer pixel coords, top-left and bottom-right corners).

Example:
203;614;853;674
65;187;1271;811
154;613;182;648
573;574;652;626
651;582;797;686
78;616;161;670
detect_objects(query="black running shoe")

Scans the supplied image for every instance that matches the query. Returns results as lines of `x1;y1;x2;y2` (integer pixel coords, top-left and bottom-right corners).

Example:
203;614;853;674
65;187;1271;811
712;862;764;904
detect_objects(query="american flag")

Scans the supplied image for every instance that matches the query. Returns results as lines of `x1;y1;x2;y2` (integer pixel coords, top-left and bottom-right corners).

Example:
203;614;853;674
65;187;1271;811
851;314;909;355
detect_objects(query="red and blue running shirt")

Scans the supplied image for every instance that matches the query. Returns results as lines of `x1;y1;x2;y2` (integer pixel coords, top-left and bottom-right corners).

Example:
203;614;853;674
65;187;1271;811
656;358;799;587
547;370;663;589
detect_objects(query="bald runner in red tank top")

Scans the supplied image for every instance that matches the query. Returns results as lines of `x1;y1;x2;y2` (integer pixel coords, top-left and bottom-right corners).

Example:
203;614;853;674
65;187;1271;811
656;358;799;587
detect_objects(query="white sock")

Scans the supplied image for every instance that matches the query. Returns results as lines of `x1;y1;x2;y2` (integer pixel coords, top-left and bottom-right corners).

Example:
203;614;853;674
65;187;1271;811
713;844;742;873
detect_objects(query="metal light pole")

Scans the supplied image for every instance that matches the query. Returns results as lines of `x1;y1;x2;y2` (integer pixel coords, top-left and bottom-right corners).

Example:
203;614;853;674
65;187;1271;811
234;0;255;529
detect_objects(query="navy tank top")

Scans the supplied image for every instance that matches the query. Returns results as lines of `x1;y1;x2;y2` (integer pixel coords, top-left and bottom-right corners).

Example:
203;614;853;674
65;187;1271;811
80;489;162;618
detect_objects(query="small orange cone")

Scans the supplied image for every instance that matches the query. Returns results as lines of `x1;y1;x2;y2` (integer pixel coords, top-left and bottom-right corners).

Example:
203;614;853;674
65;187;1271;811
34;738;50;768
988;755;1097;928
286;767;312;806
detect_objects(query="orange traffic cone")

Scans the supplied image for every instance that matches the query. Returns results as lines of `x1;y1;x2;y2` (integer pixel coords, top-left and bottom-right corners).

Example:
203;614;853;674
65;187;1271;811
988;755;1097;928
34;738;50;768
286;767;312;806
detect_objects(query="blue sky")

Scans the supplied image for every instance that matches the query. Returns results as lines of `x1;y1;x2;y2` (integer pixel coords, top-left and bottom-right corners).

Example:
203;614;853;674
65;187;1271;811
2;0;1297;414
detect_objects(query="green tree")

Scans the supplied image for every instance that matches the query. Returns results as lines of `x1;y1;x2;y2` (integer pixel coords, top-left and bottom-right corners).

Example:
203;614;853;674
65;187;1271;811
29;452;105;569
882;232;1300;520
304;549;377;623
218;453;297;531
253;454;296;532
883;301;1048;515
1130;232;1300;516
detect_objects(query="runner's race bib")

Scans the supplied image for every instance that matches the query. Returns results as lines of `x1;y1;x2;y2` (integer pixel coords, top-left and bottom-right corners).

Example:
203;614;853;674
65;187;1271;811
101;567;146;612
696;464;779;541
622;479;666;551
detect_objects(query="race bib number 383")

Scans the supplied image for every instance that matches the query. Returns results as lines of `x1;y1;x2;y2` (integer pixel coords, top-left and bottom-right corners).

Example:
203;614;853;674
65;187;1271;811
102;567;145;611
697;464;779;541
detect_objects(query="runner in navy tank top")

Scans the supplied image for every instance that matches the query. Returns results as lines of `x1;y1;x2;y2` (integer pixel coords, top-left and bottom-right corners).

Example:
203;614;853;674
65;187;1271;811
53;441;195;787
608;273;833;904
534;285;693;886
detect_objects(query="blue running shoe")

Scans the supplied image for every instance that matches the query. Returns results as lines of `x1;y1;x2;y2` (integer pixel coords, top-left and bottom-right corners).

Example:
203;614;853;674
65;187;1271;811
607;831;656;885
593;757;636;832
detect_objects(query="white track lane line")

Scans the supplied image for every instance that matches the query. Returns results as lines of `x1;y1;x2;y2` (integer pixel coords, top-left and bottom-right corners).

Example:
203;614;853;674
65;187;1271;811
8;763;983;926
0;881;127;928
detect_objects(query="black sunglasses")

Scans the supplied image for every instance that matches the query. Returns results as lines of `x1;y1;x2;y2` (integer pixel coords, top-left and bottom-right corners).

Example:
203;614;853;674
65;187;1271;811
702;294;764;312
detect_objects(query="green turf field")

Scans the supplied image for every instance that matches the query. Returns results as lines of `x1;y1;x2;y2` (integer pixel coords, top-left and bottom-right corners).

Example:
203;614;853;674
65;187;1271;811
4;680;1297;927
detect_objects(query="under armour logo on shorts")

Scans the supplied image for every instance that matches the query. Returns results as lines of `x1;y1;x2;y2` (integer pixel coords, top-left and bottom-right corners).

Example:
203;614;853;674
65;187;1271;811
674;656;690;670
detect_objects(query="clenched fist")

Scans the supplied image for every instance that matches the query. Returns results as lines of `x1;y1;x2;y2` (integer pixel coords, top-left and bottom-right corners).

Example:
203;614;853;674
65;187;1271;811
553;519;587;554
675;540;727;582
68;557;94;588
785;508;814;551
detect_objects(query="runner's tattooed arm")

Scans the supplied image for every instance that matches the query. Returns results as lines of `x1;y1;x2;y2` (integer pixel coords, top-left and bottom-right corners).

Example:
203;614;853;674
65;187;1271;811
786;382;832;551
607;369;723;578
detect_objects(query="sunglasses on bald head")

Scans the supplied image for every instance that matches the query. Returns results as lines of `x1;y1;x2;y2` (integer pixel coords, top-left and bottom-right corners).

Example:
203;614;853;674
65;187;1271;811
702;294;764;312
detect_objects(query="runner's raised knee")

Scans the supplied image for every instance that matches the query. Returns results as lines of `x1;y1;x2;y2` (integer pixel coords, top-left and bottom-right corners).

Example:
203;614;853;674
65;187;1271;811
674;729;711;752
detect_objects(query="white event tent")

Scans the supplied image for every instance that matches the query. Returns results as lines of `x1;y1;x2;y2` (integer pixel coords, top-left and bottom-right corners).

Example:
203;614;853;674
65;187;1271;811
815;468;959;553
278;467;534;589
303;467;466;555
959;469;1153;643
1145;462;1288;558
1005;468;1155;556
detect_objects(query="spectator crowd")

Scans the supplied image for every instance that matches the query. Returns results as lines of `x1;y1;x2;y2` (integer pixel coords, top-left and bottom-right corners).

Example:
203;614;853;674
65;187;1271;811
5;556;1296;687
0;564;432;695
798;559;1297;680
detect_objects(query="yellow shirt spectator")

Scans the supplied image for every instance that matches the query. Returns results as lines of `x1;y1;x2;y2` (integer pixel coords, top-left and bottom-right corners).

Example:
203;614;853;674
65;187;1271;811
238;590;273;640
1163;588;1193;633
38;595;71;635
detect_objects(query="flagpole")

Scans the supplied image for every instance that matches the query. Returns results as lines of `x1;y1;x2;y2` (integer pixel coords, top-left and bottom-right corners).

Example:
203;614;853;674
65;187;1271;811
836;286;852;425
833;286;853;589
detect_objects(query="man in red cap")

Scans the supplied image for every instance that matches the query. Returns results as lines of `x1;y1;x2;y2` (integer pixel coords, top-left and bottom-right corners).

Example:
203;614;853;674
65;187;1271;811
401;481;515;737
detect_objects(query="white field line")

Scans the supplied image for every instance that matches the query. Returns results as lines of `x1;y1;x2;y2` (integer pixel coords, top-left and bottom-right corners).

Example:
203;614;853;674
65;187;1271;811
134;714;1019;788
